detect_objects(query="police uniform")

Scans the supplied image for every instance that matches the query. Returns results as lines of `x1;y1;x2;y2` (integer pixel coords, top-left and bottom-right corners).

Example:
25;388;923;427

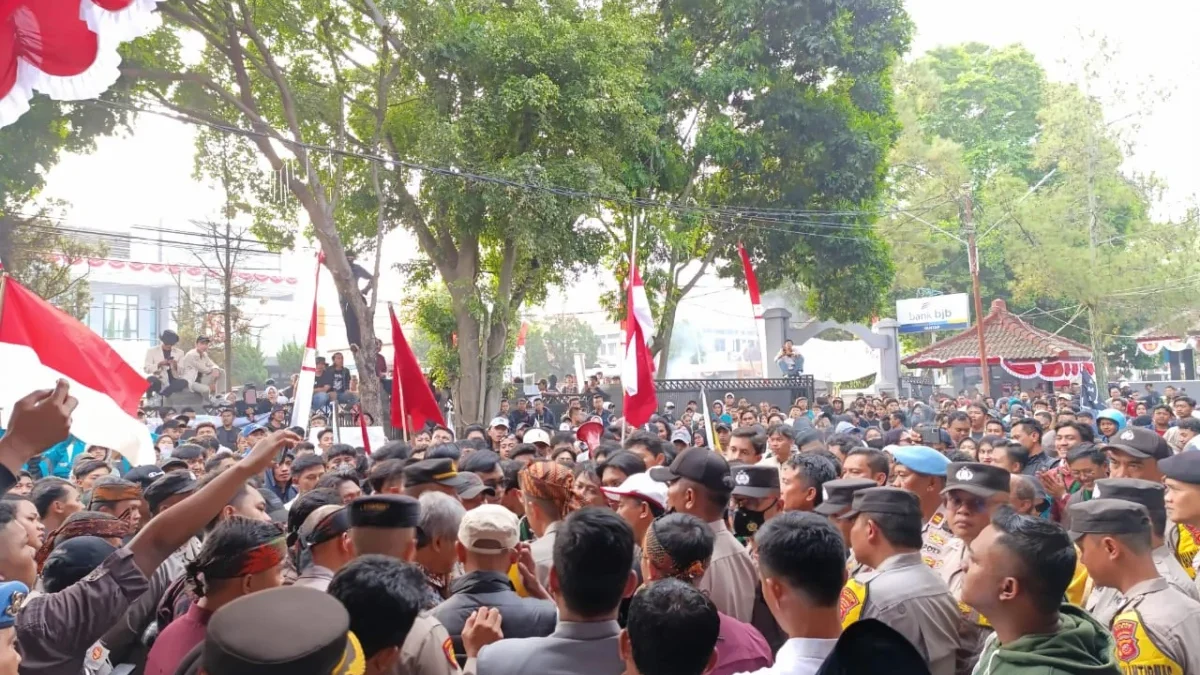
1160;450;1200;592
891;446;953;570
815;478;878;575
1068;498;1200;673
348;495;461;675
1084;478;1200;622
729;464;780;543
836;488;963;675
174;586;366;675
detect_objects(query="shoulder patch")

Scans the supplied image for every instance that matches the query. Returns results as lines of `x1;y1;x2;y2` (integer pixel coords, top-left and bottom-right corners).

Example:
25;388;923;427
1112;618;1140;662
442;636;457;668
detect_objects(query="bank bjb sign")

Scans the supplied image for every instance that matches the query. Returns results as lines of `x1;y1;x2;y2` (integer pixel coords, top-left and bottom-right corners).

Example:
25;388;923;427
896;294;970;334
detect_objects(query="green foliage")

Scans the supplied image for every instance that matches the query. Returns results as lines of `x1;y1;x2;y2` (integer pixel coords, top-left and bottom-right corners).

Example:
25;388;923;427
231;338;268;386
275;340;304;376
880;41;1198;378
522;316;601;378
600;0;913;369
0;92;126;318
404;289;460;390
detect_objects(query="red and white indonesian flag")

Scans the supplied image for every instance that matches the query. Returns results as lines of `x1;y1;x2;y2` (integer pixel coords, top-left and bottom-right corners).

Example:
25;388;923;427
290;252;324;429
0;276;154;464
622;265;658;427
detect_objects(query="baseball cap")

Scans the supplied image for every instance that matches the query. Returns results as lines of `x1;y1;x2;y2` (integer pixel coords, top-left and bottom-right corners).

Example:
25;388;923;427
941;462;1011;498
603;473;668;510
1100;427;1171;460
730;465;781;499
458;505;520;554
241;423;268;438
649;448;733;494
670;428;692;445
1160;451;1200;485
456;472;496;500
524;429;551;446
122;465;166;491
489;417;510;430
1067;498;1151;542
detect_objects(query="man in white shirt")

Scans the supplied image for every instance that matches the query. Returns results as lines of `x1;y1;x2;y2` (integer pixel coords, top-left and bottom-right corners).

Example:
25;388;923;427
738;511;845;675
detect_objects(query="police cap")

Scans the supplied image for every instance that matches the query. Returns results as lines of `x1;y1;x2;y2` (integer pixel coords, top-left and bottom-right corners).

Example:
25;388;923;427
812;478;877;516
1067;498;1152;542
840;487;921;521
941;462;1010;498
730;465;781;498
1160;451;1200;485
347;495;420;529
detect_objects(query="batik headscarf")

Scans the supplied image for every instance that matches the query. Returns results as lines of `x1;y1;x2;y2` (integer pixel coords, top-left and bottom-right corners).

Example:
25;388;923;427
519;461;580;515
35;514;132;573
642;518;709;583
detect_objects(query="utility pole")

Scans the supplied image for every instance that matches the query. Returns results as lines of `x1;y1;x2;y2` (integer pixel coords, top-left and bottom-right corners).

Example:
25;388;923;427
1085;127;1106;385
963;192;991;397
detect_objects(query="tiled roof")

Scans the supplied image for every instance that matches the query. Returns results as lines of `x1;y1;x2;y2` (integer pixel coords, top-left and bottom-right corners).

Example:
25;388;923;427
902;299;1093;368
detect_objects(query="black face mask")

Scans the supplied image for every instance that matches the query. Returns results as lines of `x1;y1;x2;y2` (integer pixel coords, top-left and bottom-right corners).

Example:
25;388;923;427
732;499;778;539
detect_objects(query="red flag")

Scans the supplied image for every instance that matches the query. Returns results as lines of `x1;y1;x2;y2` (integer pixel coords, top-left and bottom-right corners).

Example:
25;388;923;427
737;242;763;319
0;275;153;462
388;305;445;432
622;265;657;426
356;404;371;455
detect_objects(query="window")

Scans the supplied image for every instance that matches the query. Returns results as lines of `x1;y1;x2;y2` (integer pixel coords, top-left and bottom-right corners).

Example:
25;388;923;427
103;294;139;339
713;338;727;352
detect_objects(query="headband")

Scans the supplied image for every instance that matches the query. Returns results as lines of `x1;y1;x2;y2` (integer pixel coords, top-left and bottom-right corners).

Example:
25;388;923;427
35;518;132;573
305;508;353;548
643;520;708;583
202;537;287;579
90;484;144;505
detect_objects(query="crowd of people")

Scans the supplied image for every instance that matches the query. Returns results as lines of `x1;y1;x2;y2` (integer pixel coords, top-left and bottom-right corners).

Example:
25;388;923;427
2;375;1200;675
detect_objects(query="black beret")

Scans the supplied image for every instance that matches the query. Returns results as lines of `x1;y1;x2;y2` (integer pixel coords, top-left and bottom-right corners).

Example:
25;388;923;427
200;587;366;675
142;470;197;514
347;495;419;529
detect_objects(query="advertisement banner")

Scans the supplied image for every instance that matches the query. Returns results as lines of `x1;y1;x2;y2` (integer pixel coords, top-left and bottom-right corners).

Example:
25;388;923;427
896;294;970;334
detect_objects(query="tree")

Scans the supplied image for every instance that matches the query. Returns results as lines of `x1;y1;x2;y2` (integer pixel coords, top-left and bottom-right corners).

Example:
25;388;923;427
0;93;126;316
523;316;601;379
599;0;913;373
231;337;268;386
880;40;1197;377
0;216;101;319
276;339;304;376
129;0;652;426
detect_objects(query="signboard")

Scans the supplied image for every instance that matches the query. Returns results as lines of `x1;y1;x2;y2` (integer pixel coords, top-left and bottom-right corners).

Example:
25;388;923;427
896;294;970;334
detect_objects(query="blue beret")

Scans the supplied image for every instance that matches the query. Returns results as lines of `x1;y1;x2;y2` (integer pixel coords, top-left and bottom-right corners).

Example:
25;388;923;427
892;445;951;477
0;581;29;629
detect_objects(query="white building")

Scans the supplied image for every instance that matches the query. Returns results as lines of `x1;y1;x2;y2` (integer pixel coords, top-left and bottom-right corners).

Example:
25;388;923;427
56;224;299;374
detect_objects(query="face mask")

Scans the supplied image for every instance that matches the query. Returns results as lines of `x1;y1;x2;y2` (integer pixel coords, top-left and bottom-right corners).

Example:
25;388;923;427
732;499;778;539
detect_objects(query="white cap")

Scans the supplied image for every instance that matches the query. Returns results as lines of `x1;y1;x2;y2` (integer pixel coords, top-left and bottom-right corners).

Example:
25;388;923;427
458;504;520;554
524;428;551;446
489;417;509;429
603;473;668;510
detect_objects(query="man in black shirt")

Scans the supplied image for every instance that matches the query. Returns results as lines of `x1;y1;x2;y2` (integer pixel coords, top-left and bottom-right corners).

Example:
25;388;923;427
215;408;239;449
313;357;334;412
328;352;358;407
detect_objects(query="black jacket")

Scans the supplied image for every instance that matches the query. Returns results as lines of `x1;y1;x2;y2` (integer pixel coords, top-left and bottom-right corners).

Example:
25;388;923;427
430;570;558;662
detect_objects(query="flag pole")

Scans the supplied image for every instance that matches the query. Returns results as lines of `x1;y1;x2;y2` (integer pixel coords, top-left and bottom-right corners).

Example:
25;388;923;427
701;387;719;453
389;303;409;443
622;212;640;446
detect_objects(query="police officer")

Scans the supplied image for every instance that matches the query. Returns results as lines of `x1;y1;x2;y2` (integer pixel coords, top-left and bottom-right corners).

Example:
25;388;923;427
1161;450;1200;593
813;478;878;575
936;462;1011;598
1070;498;1200;673
729;464;783;543
0;581;27;675
837;487;963;675
1085;478;1200;622
174;586;366;675
890;446;953;569
348;495;461;675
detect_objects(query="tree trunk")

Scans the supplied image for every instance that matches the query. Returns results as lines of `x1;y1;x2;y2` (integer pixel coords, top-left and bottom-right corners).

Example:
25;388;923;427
652;294;680;378
453;296;484;427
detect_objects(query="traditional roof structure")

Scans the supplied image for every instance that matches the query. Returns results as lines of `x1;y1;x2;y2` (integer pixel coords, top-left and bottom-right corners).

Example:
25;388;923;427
903;299;1092;369
1133;313;1200;356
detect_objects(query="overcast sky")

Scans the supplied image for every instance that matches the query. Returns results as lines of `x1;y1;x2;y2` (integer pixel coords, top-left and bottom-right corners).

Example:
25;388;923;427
38;0;1200;342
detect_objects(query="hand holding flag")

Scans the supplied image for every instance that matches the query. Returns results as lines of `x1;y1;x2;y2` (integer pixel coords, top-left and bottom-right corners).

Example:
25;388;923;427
0;381;77;475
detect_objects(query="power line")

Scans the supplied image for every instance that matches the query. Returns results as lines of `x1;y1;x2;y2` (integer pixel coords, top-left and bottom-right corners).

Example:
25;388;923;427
91;96;958;228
